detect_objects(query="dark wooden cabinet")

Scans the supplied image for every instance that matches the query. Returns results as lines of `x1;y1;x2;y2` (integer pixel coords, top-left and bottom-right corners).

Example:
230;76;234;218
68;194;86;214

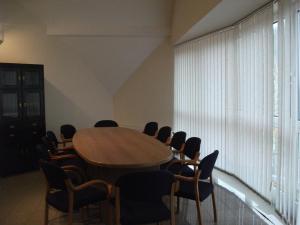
0;63;45;176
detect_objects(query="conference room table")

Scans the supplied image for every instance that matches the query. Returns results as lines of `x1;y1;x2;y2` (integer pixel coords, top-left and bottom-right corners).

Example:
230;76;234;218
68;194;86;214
73;127;173;183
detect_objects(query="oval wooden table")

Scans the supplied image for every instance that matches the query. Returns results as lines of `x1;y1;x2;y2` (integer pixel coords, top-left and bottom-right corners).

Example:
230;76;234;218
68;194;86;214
73;127;173;182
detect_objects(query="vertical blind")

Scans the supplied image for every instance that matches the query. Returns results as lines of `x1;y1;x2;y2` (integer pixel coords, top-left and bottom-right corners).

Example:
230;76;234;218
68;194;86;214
275;0;300;224
174;28;235;171
174;1;300;224
235;6;274;199
174;5;274;199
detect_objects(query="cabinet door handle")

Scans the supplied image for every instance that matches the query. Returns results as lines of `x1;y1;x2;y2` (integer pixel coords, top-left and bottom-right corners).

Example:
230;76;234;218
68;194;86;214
9;134;15;137
9;125;15;129
32;123;37;126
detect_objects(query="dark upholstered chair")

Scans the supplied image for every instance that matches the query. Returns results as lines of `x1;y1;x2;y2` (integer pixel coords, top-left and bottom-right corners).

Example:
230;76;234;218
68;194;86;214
143;122;158;136
174;150;219;225
94;120;119;127
37;143;86;187
169;131;186;154
114;170;176;225
40;161;111;225
46;130;63;148
60;124;77;146
166;137;201;175
42;136;76;156
156;126;172;144
37;142;85;170
160;131;187;170
180;137;201;161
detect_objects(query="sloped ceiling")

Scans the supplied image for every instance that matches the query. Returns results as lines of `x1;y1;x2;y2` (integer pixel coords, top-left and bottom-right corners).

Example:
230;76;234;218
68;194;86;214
178;0;270;44
5;0;173;94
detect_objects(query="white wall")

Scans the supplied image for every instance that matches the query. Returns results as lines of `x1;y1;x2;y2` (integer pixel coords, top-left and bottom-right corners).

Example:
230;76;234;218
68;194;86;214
114;0;221;130
0;1;113;135
114;39;174;130
171;0;221;43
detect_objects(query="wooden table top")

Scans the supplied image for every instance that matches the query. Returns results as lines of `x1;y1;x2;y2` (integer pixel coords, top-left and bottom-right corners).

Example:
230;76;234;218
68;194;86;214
73;127;173;168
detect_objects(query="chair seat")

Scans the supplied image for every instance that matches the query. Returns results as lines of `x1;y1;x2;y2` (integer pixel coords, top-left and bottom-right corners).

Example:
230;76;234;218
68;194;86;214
120;199;171;225
176;181;213;201
47;186;107;212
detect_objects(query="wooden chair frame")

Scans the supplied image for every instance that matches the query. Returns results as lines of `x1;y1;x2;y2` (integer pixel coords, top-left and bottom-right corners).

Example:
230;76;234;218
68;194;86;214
43;166;112;225
173;160;217;225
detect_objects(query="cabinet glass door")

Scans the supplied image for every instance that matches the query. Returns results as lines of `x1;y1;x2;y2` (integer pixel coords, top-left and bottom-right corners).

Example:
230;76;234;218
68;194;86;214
0;70;18;88
0;92;20;119
23;91;41;118
22;70;41;88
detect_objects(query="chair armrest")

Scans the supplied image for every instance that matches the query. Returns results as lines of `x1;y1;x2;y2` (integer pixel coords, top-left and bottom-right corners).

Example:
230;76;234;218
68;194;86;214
50;154;77;161
73;180;113;196
175;174;195;182
166;159;199;170
62;165;86;182
57;145;75;151
62;138;73;143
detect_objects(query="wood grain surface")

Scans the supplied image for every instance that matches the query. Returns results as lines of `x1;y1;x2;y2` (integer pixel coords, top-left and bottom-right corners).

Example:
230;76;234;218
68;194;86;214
73;127;172;168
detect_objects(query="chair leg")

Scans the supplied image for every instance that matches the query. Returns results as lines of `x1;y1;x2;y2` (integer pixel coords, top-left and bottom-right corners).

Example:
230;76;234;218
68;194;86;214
68;193;74;225
176;196;180;214
195;198;202;225
194;186;202;225
212;191;217;223
44;202;49;225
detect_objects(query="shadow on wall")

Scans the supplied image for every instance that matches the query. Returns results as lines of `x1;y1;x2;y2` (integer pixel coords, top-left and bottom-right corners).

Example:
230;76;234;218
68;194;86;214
44;79;96;135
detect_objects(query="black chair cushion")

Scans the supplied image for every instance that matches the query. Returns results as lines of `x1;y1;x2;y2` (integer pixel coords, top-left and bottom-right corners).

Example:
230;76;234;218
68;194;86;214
176;181;213;201
143;122;158;136
94;120;119;127
184;137;201;160
170;131;186;150
47;186;107;212
61;124;76;139
120;199;171;225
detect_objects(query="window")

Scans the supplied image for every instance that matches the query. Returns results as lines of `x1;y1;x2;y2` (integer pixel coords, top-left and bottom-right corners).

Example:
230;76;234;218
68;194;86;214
174;1;300;225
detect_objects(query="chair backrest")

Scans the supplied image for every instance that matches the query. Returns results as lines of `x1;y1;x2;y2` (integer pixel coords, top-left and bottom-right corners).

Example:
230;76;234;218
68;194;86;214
116;170;175;202
170;131;186;150
41;136;57;154
46;130;58;147
183;137;201;160
60;124;76;139
143;122;158;136
36;144;50;161
94;120;119;127
40;160;68;190
198;150;219;180
156;126;172;143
